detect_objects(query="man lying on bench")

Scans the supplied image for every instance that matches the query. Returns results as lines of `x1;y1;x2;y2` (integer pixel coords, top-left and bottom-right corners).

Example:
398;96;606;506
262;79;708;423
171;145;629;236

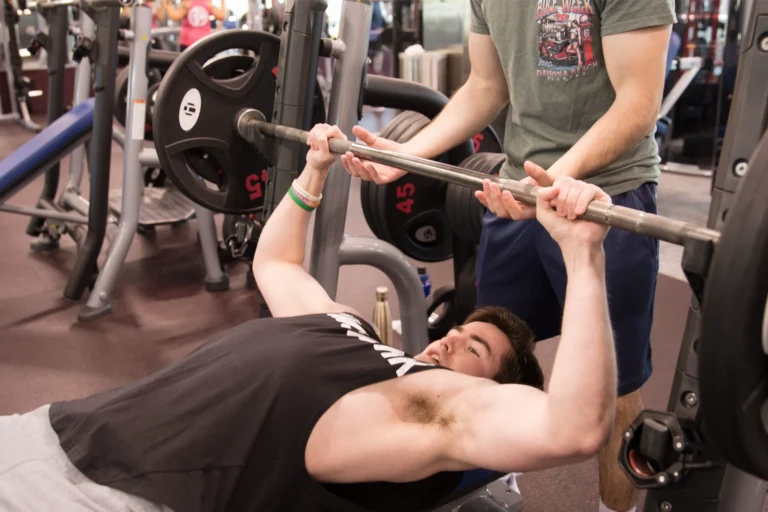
0;124;617;512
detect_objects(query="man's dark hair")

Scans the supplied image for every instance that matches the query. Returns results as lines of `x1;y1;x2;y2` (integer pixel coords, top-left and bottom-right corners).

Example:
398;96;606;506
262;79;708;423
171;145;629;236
464;306;545;390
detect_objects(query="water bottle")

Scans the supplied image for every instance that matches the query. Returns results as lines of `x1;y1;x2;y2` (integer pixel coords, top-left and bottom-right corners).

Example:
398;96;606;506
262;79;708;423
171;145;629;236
373;286;394;346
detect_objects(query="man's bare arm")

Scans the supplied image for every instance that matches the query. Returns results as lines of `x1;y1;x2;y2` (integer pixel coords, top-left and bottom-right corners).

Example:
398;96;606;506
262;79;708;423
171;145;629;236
443;182;617;473
550;25;671;179
252;126;359;318
401;33;509;159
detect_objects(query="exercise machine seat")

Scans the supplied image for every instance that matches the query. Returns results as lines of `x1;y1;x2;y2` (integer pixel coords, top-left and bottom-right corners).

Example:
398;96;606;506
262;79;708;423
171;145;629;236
0;98;95;203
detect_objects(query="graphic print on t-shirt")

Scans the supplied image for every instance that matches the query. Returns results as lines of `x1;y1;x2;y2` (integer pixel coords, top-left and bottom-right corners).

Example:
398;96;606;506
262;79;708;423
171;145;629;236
187;5;209;27
536;0;598;80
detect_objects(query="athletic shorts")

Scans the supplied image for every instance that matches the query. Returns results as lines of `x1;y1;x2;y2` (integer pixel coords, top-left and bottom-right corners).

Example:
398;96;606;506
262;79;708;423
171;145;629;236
476;182;659;396
0;405;170;512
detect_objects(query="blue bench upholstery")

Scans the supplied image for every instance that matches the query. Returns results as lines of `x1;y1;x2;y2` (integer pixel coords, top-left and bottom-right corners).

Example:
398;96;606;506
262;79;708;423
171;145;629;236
432;469;504;508
0;98;95;203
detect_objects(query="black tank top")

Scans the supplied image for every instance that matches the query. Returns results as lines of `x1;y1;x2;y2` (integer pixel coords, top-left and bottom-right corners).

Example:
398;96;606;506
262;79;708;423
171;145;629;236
49;313;463;512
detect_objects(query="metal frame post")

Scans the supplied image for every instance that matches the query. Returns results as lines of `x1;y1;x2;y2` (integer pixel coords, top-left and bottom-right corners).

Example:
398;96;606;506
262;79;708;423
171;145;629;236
79;3;151;319
642;0;768;509
25;2;68;236
262;0;327;221
64;3;120;300
339;236;429;353
308;0;372;298
62;8;95;194
1;0;20;119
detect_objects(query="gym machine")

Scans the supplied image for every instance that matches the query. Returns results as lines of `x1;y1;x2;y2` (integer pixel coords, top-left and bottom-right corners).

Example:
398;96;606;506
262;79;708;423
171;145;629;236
80;0;227;321
0;0;120;299
152;0;768;509
616;0;768;510
0;0;41;131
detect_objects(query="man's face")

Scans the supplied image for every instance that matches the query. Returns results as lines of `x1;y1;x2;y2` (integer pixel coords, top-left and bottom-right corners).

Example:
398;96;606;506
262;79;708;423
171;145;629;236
414;322;510;379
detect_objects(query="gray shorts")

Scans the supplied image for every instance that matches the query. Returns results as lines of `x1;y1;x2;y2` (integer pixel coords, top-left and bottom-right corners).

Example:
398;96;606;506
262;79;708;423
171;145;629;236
0;405;171;512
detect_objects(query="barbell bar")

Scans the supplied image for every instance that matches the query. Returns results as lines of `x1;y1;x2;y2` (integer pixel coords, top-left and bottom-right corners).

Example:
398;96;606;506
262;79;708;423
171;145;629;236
236;108;721;248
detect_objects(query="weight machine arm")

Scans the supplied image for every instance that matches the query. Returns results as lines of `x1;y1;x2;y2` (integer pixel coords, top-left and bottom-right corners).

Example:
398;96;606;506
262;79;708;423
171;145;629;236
620;1;768;510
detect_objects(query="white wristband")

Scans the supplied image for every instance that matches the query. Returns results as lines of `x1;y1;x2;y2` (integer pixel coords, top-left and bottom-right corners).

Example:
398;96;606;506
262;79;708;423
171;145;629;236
292;179;322;203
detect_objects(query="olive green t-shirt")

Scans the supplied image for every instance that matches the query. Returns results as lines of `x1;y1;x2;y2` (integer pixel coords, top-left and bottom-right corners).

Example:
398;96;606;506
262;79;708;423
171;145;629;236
470;0;677;195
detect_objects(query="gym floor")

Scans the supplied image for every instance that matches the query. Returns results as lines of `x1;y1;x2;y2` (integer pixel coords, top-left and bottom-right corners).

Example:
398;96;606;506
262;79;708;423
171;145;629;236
0;109;754;512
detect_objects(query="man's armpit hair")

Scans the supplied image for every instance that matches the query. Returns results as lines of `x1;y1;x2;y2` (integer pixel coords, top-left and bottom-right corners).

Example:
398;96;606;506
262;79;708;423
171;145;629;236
405;392;456;430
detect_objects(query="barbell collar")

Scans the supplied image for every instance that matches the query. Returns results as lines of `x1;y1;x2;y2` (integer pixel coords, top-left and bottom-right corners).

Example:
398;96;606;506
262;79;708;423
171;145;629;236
236;109;721;248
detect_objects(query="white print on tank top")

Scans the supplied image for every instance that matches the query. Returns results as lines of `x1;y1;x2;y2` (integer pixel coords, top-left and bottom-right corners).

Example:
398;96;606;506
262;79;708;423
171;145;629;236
187;5;210;27
328;313;432;377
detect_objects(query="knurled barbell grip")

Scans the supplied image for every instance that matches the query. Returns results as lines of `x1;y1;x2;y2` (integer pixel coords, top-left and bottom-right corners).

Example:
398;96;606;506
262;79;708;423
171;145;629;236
236;109;721;247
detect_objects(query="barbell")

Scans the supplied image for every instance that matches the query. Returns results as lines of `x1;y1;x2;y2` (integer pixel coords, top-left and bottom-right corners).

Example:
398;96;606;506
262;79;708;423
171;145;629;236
235;108;721;249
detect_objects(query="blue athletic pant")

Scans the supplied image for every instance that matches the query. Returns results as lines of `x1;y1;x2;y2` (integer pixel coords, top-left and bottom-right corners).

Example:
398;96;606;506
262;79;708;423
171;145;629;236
476;182;659;396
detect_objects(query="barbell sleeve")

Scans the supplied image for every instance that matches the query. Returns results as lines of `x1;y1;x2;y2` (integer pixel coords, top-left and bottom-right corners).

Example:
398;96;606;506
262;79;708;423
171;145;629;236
236;109;721;247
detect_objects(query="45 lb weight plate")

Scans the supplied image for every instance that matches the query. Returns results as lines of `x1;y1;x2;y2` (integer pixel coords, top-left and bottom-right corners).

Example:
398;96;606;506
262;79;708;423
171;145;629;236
445;153;506;243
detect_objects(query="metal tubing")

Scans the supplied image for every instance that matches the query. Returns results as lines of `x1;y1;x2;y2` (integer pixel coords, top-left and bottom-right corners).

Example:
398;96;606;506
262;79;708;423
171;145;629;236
659;57;703;118
194;205;227;287
717;466;768;512
64;5;121;300
308;0;372;299
64;10;95;193
26;4;67;236
36;0;132;8
262;0;327;220
365;74;450;118
339;235;430;354
81;4;151;316
239;111;721;247
138;147;160;167
0;0;19;117
120;25;180;40
0;204;89;224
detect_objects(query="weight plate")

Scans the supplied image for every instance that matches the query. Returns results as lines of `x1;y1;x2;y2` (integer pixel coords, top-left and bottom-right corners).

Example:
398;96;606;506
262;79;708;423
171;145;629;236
114;67;130;128
361;110;430;244
446;153;507;243
369;112;453;262
471;125;503;155
153;31;281;214
700;131;768;480
114;66;164;136
144;82;162;140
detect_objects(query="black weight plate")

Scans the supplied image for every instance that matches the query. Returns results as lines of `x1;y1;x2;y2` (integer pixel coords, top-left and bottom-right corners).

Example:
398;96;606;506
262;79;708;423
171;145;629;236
700;132;768;479
373;116;453;262
376;172;452;262
470;125;503;154
153;30;281;214
361;110;429;243
144;82;162;140
114;67;130;128
374;112;435;246
446;153;507;243
114;66;164;134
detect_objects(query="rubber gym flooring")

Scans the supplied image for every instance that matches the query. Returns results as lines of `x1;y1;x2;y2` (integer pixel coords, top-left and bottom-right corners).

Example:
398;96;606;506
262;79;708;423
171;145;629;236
0;110;760;511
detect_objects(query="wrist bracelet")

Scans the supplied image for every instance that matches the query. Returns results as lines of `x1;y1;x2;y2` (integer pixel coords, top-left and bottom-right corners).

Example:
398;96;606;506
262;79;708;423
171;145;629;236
291;186;321;209
292;179;322;203
288;187;316;212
